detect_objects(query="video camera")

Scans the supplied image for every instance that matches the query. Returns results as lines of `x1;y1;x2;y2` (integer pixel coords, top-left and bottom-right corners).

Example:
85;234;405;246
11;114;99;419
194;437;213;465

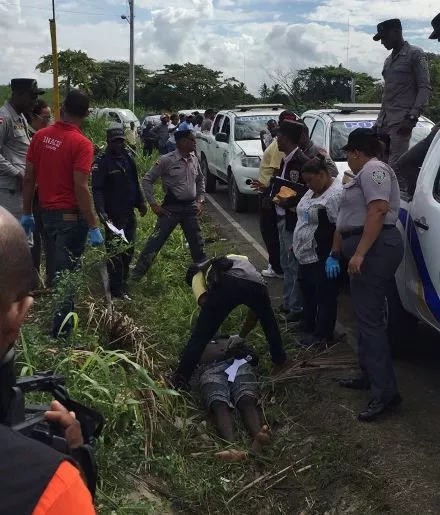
0;348;104;497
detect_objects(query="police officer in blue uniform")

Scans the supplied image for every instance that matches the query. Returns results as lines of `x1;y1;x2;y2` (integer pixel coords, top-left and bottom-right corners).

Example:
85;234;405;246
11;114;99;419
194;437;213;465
326;128;404;422
92;127;147;299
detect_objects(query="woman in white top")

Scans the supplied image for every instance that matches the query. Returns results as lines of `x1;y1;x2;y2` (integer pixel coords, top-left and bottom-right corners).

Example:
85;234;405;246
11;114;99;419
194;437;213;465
292;155;343;347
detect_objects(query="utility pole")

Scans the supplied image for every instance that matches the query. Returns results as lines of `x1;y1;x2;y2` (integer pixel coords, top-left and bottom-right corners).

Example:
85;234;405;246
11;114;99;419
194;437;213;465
128;0;135;110
49;0;60;120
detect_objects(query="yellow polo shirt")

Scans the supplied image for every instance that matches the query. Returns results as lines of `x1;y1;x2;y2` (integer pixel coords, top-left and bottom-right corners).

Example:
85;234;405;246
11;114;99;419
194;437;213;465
258;139;285;186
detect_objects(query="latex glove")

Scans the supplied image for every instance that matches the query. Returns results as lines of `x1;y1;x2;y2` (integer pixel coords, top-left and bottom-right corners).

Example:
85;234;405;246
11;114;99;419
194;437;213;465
20;214;35;234
88;227;104;247
227;334;245;349
325;256;340;279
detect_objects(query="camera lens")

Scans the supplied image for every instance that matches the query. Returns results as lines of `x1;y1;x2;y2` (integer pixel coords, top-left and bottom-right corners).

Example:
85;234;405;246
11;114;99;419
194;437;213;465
245;179;252;185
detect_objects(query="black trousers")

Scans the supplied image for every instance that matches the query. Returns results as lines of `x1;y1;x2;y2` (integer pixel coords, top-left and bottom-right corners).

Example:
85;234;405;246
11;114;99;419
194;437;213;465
342;228;404;403
175;275;287;382
259;195;282;274
133;202;205;279
299;260;339;340
105;211;136;297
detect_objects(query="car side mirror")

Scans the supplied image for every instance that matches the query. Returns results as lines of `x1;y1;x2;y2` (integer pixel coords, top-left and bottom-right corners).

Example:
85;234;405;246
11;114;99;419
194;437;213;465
215;132;229;143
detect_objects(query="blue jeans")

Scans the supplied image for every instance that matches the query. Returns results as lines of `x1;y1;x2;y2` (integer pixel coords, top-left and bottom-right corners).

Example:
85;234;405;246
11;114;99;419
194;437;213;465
277;217;302;313
41;210;88;334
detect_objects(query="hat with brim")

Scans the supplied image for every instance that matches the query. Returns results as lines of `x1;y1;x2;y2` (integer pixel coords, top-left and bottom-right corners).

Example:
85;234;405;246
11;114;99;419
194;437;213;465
373;18;402;41
11;78;45;95
429;13;440;39
107;127;125;142
342;127;376;151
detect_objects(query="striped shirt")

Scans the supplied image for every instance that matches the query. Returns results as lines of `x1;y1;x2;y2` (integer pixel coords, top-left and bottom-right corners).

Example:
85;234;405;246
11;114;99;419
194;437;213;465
292;180;343;265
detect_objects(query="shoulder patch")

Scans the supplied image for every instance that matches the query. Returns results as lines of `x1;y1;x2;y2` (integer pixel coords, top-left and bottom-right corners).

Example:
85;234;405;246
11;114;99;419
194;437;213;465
371;170;387;185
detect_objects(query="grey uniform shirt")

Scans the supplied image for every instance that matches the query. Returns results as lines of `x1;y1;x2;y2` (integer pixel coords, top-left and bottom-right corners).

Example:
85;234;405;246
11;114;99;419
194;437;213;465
142;150;205;205
224;255;265;286
0;101;31;190
377;42;431;128
336;158;400;232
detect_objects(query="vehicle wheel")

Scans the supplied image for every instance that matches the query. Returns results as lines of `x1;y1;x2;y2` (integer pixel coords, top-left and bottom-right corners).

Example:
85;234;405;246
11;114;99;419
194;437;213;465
228;174;248;212
201;156;216;193
385;280;418;357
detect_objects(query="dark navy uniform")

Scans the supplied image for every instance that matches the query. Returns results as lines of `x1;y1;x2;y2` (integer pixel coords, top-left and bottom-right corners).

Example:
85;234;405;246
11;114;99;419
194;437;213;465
92;146;146;298
337;157;403;407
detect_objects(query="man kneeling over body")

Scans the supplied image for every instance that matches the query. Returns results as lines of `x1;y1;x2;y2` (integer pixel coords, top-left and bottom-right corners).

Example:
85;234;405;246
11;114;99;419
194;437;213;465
172;255;287;390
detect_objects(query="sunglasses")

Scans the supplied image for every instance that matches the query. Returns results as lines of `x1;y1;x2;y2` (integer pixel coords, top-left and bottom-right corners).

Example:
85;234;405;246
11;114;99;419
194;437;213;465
36;114;53;123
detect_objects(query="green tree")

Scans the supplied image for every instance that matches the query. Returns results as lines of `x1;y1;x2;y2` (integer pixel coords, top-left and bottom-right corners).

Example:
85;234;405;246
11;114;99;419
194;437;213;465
259;83;270;99
426;53;440;122
90;60;151;104
36;49;97;94
139;63;254;109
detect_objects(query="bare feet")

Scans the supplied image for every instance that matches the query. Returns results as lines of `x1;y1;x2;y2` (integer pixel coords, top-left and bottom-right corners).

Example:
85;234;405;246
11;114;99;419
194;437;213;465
251;425;271;453
215;449;248;462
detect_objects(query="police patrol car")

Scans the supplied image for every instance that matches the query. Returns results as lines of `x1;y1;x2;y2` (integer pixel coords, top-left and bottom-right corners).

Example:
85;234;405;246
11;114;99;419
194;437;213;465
195;104;288;212
301;104;434;178
387;129;440;353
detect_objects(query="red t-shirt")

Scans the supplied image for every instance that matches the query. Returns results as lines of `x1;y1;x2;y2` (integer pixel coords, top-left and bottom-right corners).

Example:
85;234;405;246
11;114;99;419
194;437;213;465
27;121;94;210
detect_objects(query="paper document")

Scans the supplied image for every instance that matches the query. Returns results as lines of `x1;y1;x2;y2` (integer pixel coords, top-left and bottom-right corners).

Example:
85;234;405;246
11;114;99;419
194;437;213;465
224;358;248;383
106;221;128;243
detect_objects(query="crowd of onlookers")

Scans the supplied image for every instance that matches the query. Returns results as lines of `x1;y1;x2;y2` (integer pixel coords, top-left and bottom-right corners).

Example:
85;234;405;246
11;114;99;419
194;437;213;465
140;109;216;155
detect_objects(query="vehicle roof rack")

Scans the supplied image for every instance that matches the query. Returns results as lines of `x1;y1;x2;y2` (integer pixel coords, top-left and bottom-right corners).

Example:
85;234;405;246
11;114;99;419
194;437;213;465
235;104;284;112
333;103;382;113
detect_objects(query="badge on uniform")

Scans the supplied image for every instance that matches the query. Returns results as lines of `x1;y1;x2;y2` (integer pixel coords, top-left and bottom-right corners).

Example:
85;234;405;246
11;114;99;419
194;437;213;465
372;170;386;185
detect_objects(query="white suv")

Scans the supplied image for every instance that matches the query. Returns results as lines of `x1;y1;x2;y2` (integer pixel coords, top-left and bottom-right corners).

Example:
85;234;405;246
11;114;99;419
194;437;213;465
301;104;434;177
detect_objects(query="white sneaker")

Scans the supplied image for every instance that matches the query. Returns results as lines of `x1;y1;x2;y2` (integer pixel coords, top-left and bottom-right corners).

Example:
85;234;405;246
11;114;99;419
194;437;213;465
261;264;283;279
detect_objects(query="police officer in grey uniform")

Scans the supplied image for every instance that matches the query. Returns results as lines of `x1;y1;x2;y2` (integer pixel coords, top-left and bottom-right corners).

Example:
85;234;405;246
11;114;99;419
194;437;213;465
326;128;403;422
0;79;44;217
132;129;206;279
373;19;431;170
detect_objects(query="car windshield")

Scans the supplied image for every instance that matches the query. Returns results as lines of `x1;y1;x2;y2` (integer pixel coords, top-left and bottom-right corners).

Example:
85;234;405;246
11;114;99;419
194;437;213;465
234;115;276;141
120;110;138;123
330;120;434;161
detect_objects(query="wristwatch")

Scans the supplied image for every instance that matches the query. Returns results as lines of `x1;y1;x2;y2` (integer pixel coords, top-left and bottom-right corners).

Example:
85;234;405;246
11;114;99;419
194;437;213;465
405;114;418;123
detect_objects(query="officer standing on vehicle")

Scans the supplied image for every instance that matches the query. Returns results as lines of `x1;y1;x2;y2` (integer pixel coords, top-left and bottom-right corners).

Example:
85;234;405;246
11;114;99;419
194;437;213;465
373;19;431;170
0;78;44;217
132;129;206;280
92;127;147;299
327;128;403;422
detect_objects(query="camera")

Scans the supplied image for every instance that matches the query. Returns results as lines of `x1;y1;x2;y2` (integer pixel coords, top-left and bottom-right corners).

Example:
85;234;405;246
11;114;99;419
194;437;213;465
0;348;104;496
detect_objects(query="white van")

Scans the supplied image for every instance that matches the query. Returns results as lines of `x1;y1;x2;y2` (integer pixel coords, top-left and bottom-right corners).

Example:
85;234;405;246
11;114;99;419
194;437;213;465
95;108;140;130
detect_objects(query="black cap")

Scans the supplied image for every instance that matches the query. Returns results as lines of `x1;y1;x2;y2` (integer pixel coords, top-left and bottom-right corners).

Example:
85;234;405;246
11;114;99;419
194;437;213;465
175;129;194;142
107;127;125;142
373;19;402;41
10;78;45;95
342;128;377;151
429;13;440;40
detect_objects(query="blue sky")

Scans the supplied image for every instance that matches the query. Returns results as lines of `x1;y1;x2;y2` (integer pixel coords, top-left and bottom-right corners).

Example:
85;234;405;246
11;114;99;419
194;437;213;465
0;0;438;94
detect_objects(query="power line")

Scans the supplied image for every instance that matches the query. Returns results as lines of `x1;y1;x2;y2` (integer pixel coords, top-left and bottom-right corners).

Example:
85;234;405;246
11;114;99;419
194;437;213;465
0;1;110;16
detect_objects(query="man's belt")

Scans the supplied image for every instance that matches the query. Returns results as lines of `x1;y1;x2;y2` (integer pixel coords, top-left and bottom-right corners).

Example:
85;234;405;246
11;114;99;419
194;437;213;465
340;224;395;240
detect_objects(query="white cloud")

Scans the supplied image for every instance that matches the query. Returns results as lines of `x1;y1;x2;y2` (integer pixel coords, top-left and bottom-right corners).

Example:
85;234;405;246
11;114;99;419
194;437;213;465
0;0;437;101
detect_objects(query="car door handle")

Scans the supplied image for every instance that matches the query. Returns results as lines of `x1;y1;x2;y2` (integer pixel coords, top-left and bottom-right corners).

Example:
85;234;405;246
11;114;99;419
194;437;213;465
414;219;429;230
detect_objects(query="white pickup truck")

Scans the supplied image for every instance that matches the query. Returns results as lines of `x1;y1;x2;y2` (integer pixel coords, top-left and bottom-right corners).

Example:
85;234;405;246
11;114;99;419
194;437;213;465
196;105;285;212
388;130;440;352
